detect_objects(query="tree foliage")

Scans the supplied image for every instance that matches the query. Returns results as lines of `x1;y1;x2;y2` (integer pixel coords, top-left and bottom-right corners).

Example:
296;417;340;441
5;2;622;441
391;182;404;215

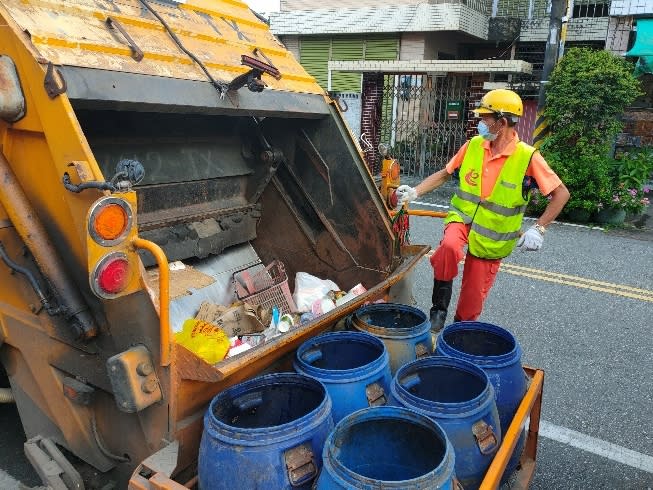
536;48;644;215
541;48;643;156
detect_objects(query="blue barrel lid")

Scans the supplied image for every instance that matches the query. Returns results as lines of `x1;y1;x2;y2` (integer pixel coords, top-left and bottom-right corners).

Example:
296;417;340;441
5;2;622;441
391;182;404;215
294;331;389;383
392;356;496;418
352;303;430;339
437;321;522;368
204;372;332;446
322;406;455;489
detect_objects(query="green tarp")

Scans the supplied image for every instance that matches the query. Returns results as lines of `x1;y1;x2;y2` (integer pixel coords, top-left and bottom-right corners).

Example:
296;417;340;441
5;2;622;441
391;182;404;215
626;18;653;76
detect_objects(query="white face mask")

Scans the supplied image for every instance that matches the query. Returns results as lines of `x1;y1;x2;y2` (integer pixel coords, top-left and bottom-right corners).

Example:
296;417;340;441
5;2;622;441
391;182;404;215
477;120;500;141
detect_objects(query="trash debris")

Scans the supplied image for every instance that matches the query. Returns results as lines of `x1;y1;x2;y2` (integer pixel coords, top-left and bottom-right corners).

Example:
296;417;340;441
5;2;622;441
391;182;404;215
196;301;266;337
146;262;215;300
293;272;340;313
233;260;297;314
175;318;230;364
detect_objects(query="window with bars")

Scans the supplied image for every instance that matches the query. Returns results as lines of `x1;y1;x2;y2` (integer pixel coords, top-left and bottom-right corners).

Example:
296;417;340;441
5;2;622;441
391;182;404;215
494;0;612;18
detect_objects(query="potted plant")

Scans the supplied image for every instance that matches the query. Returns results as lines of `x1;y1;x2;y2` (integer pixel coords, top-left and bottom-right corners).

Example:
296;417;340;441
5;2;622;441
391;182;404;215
595;183;651;225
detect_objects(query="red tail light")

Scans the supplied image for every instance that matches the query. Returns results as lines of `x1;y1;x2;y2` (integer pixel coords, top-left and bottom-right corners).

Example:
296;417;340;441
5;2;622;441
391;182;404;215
91;253;131;298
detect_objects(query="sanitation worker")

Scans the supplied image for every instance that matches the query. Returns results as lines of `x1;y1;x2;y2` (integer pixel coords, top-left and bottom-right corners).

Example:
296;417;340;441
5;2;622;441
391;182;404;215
395;89;569;332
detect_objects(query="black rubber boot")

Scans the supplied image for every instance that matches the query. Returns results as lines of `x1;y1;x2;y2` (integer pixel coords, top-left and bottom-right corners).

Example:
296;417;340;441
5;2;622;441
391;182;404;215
429;279;453;333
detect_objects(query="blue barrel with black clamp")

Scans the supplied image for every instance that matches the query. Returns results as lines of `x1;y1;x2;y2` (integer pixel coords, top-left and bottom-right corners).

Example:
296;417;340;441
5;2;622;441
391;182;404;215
198;373;333;489
436;321;528;482
350;303;432;374
389;356;501;489
294;331;392;423
315;406;458;489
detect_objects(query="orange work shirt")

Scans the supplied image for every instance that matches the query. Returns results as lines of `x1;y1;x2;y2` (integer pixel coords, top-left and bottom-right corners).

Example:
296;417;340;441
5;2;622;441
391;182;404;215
445;132;562;199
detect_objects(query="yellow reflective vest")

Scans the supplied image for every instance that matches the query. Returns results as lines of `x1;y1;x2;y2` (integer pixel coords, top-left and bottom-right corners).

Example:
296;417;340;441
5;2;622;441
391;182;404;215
444;136;536;259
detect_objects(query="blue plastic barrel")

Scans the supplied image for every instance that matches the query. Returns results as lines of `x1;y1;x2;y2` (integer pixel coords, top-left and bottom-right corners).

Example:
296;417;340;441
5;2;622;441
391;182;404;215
436;321;528;479
316;406;457;489
294;331;392;423
351;303;432;374
390;356;501;489
198;373;333;490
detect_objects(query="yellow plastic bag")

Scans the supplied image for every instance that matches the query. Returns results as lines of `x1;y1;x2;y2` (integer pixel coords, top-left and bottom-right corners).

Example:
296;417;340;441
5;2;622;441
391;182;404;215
174;318;230;364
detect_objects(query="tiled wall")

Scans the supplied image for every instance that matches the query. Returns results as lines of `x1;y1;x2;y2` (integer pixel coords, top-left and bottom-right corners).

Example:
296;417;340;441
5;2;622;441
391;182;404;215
610;0;653;16
521;17;610;42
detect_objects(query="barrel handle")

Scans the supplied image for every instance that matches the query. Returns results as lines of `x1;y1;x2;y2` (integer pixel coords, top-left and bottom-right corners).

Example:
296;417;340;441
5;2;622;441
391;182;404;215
399;373;421;390
415;342;429;358
284;442;317;487
233;392;263;412
301;348;323;364
472;420;499;455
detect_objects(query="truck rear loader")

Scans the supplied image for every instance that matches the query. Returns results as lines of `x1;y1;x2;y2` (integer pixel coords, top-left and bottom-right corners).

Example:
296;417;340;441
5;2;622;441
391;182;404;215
0;1;543;488
0;0;428;486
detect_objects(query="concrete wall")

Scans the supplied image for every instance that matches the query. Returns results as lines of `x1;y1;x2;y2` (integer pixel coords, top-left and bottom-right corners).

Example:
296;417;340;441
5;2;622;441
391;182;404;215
280;35;301;59
334;92;363;139
400;33;426;60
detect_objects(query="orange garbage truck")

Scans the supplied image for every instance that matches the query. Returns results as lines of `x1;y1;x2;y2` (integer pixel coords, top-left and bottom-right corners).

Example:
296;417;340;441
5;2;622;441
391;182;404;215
0;1;542;488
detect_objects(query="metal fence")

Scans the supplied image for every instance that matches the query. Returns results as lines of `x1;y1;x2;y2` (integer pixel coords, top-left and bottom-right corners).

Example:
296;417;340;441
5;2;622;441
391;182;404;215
378;75;470;178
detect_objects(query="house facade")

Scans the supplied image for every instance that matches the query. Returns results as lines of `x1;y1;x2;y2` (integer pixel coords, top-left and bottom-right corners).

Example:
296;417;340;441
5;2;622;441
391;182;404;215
270;0;652;174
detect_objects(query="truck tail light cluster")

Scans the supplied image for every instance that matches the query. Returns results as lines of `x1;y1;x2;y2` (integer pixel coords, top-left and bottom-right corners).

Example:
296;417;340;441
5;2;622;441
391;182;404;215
87;195;137;299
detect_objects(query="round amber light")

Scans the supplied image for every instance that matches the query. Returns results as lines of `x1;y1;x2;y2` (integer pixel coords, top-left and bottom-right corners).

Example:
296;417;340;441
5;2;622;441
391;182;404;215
93;204;128;241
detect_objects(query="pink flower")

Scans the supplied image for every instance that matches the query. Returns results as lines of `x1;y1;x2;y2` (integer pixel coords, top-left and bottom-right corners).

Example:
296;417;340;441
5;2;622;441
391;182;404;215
612;195;620;202
642;198;650;206
628;189;637;197
644;185;651;194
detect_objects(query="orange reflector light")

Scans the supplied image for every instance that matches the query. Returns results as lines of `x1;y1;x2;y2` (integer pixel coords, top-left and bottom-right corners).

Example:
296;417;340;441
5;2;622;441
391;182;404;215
93;254;130;297
88;197;133;246
389;161;400;180
93;204;128;241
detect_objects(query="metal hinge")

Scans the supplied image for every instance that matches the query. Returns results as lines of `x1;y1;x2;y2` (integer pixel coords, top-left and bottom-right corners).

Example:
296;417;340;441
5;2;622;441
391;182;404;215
472;420;499;455
415;342;429;358
365;382;387;406
284;442;317;487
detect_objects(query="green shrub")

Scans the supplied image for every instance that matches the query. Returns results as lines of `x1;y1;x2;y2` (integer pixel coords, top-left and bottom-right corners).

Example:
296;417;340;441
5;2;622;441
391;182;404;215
538;48;644;216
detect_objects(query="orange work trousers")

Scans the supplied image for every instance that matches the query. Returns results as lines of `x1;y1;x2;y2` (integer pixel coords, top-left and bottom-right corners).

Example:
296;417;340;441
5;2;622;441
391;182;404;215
429;222;501;321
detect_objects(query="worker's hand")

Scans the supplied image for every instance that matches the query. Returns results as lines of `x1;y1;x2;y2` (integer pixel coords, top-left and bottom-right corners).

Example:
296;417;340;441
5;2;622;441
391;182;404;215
395;185;418;206
517;225;544;251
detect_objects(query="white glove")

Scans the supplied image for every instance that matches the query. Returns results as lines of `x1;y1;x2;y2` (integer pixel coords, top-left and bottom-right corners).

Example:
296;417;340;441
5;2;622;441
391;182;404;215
395;185;418;206
517;225;544;251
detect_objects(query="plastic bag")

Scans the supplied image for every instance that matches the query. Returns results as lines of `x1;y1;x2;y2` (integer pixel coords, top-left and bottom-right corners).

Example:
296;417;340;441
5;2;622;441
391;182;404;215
292;272;340;313
174;318;230;364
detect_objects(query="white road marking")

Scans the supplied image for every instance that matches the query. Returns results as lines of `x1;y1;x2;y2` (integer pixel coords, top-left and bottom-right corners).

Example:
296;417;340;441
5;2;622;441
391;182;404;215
540;420;653;474
0;469;20;489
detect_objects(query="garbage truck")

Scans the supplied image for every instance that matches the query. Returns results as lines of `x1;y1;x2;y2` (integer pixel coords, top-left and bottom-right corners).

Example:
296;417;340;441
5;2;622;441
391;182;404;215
0;1;543;488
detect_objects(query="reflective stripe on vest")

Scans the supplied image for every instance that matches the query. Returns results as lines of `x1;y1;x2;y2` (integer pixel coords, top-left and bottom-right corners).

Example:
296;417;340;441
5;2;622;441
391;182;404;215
445;136;535;259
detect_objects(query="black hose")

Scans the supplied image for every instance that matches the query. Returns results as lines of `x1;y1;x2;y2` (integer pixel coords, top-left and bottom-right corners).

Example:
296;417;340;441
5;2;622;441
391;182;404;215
62;173;115;193
0;241;59;315
250;9;270;25
139;0;228;95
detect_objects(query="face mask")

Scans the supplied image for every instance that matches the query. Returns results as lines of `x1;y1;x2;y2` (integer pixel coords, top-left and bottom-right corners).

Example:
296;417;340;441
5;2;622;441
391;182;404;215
477;120;499;141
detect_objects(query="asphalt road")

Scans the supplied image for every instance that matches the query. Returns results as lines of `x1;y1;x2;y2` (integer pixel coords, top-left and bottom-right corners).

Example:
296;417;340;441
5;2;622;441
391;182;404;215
1;198;652;489
405;199;653;489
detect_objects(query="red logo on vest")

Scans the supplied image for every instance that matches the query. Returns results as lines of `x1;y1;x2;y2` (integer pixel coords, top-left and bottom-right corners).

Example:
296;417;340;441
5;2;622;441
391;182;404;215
464;170;479;187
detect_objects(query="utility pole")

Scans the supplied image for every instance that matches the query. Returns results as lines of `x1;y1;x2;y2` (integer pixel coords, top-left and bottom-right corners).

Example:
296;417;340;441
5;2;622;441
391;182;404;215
532;0;570;148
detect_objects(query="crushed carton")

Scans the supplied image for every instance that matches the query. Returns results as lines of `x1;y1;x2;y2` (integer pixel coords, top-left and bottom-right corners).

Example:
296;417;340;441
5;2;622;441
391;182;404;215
196;301;266;337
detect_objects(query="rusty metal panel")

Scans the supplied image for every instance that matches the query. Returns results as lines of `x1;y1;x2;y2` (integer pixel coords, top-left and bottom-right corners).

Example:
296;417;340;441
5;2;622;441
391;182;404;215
0;55;25;122
0;0;322;94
